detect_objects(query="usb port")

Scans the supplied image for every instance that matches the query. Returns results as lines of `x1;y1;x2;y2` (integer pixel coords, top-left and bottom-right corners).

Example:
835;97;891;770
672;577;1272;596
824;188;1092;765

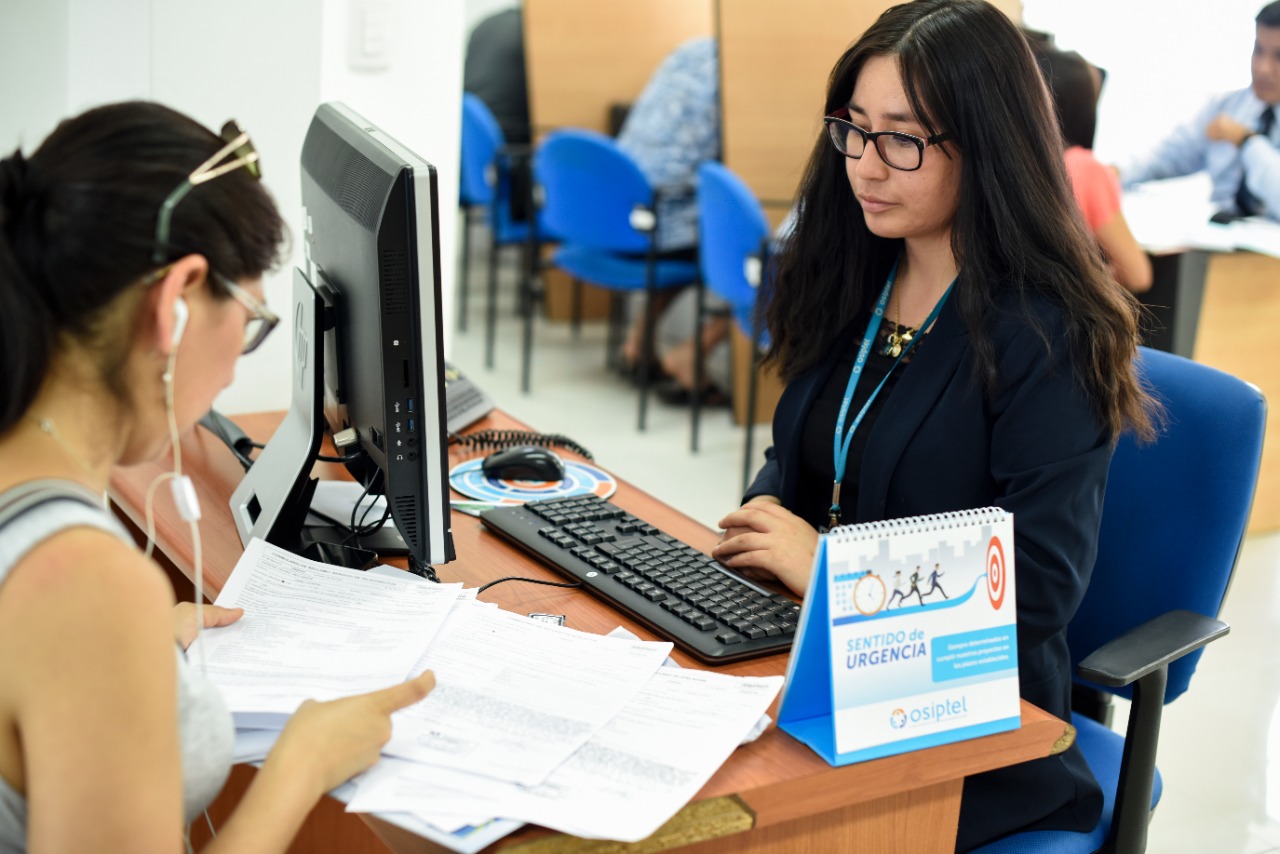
408;418;415;433
407;398;414;413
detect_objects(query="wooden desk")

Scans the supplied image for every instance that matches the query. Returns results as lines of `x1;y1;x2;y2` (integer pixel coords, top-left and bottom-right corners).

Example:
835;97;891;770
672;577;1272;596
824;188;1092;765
1194;250;1280;534
111;411;1071;853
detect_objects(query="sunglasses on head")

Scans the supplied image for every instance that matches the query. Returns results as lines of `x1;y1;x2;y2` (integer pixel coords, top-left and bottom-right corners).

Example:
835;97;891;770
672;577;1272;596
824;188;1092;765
152;120;261;265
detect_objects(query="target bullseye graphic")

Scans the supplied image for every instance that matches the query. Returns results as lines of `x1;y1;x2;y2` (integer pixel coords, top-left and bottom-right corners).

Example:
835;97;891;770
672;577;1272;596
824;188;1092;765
986;536;1007;610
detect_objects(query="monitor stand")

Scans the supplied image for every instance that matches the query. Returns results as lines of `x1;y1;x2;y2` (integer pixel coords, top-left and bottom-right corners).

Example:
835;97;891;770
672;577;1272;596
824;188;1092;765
227;267;392;571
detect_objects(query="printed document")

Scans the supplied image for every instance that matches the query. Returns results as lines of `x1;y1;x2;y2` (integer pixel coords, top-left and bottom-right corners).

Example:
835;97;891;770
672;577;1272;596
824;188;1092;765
189;538;462;727
352;666;783;842
384;603;672;786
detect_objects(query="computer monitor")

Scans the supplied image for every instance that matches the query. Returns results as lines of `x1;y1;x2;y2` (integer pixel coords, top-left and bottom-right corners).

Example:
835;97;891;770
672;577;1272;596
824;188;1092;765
229;102;454;573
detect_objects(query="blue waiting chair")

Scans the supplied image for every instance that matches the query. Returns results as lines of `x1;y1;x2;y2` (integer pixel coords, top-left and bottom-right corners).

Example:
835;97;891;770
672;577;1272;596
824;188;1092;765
694;161;771;488
533;129;699;428
459;94;552;367
973;347;1266;854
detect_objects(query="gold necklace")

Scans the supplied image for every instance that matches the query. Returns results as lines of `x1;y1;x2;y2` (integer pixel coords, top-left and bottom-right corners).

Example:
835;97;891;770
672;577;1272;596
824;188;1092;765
30;415;107;499
883;285;916;358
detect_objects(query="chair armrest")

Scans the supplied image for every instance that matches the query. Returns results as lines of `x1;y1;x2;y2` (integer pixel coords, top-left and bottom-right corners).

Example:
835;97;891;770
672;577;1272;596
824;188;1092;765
1077;609;1229;688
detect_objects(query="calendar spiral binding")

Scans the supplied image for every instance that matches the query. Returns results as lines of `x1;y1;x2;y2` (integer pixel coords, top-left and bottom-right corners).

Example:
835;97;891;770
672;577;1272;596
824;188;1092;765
826;507;1009;542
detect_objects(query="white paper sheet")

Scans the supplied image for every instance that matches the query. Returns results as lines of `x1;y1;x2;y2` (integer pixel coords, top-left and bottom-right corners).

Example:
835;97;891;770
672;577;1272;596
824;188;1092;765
351;667;783;842
307;480;394;530
603;625;773;744
189;538;462;727
1121;173;1280;257
383;604;672;786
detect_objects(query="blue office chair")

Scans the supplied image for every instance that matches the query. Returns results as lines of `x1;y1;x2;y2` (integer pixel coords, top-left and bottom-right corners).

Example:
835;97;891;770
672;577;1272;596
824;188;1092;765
533;129;699;428
973;347;1266;854
694;161;771;488
459;94;551;367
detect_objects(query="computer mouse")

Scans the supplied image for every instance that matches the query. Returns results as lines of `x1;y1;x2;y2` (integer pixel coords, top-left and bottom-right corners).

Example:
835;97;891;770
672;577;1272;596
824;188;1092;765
481;445;566;482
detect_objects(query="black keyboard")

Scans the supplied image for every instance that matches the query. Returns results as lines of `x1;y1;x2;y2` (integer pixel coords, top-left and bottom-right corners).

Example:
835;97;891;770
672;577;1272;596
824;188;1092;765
480;495;800;664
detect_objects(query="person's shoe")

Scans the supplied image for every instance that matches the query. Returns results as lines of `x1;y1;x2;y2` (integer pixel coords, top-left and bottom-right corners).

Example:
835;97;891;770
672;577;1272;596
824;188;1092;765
654;379;730;407
617;357;669;386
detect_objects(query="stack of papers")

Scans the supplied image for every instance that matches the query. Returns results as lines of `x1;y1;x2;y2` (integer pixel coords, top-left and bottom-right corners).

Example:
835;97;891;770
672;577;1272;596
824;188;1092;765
1123;173;1280;258
189;540;783;852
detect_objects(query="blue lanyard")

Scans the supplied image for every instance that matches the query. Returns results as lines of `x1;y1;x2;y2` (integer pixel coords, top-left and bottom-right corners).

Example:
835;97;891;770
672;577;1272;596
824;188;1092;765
828;261;955;529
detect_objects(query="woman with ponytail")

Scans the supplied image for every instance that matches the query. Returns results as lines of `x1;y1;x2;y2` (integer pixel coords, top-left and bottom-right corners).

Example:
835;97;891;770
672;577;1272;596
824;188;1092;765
0;102;435;852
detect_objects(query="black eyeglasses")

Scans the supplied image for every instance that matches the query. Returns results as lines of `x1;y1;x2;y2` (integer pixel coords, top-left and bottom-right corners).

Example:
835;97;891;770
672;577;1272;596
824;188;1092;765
823;109;952;172
213;272;279;355
153;120;262;264
139;265;279;355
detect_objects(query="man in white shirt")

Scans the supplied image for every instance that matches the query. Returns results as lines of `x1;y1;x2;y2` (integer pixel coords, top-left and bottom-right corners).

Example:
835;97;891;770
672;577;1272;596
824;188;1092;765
1124;1;1280;220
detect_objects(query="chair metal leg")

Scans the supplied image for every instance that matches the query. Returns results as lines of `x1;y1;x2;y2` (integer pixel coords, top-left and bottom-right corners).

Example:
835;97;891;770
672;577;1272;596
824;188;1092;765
520;265;535;394
1106;667;1168;854
637;236;662;432
484;231;500;369
691;280;706;453
742;329;762;495
571;278;583;338
458;207;472;331
605;290;623;371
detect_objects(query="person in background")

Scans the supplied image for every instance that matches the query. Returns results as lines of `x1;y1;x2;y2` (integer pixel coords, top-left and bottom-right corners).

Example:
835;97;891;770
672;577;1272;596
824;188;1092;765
464;6;530;148
1123;0;1280;221
711;1;1156;848
464;5;533;221
0;101;435;852
1036;46;1152;291
614;37;726;400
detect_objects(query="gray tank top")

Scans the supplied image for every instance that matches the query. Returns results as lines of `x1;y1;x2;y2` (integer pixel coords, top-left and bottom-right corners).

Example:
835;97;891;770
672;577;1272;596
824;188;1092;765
0;480;234;852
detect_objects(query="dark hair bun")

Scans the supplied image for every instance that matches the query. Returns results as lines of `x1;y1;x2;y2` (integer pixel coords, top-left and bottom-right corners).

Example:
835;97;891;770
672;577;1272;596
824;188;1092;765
0;151;30;221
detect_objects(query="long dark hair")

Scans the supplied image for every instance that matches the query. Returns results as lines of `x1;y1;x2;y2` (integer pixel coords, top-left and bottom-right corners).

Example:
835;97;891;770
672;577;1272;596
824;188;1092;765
764;0;1154;440
0;101;285;433
1035;46;1100;149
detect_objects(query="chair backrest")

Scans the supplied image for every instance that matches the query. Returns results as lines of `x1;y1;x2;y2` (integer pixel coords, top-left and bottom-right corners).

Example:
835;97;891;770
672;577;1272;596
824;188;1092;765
533;129;653;254
460;93;502;207
1069;347;1266;702
697;161;769;318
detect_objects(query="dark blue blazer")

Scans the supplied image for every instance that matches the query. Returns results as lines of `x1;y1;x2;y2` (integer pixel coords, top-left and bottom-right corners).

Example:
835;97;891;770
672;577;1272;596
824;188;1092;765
747;293;1108;850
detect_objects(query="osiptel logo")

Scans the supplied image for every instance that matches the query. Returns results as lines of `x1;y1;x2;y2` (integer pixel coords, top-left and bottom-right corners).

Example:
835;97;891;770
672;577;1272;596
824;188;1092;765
891;696;970;729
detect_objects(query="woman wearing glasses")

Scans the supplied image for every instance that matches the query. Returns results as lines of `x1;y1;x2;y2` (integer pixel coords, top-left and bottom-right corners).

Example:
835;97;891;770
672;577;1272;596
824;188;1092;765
0;101;434;851
712;1;1156;848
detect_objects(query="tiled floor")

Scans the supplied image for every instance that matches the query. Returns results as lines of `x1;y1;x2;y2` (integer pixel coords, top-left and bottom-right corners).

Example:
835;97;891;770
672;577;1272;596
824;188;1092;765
450;238;1280;853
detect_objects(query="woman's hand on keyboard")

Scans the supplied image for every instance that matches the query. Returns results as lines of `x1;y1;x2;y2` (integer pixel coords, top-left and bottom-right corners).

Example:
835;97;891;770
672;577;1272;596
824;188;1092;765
713;497;817;597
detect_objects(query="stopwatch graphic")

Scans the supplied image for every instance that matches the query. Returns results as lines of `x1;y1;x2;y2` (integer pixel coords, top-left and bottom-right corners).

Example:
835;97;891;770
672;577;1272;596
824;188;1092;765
853;570;887;615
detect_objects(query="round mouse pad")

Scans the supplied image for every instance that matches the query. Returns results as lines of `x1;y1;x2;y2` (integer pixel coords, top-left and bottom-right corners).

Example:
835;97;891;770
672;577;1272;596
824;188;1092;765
449;458;618;504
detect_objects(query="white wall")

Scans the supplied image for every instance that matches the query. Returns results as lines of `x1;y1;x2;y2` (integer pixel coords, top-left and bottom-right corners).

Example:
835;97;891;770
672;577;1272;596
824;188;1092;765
1022;0;1257;166
0;0;463;416
0;0;69;154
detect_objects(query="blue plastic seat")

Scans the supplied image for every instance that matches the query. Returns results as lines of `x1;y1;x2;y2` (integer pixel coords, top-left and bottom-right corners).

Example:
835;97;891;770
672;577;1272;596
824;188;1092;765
972;347;1266;854
694;161;771;487
532;129;698;428
459;93;554;367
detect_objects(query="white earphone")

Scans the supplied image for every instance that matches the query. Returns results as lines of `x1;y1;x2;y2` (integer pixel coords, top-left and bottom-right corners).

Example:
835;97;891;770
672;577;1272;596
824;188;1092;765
171;297;189;348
